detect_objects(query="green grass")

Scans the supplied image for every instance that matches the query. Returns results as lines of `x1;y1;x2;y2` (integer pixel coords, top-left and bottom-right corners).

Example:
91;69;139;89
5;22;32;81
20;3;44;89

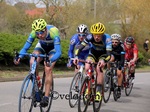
0;65;150;79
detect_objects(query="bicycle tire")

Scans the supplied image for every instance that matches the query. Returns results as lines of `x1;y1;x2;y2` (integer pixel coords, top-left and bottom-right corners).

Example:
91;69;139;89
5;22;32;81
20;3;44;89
78;76;91;112
69;72;83;108
113;87;118;101
18;74;36;112
40;72;54;112
103;69;111;103
93;77;102;112
125;72;134;96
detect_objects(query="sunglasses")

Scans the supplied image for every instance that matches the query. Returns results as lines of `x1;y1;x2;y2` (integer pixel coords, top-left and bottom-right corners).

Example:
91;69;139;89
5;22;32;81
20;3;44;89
36;30;45;35
78;34;86;37
126;42;132;45
112;41;118;44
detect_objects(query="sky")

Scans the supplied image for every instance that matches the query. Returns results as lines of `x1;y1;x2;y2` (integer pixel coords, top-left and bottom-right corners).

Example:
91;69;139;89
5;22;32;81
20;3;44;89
5;0;45;7
5;0;75;8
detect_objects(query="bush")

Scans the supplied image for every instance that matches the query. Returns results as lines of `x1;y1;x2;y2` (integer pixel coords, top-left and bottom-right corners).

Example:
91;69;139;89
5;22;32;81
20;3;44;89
0;33;69;66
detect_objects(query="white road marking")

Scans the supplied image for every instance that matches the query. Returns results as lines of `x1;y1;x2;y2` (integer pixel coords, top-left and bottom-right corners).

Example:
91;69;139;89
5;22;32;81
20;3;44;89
0;103;12;107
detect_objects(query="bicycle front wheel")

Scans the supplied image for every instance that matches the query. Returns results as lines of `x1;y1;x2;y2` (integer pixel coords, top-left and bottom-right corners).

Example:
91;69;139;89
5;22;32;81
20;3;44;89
103;69;111;103
93;82;102;112
78;76;91;112
125;73;134;96
69;72;83;108
40;72;54;112
19;74;37;112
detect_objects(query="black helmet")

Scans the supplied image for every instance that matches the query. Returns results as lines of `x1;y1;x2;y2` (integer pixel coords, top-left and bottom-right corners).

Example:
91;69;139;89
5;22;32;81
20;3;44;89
125;36;134;44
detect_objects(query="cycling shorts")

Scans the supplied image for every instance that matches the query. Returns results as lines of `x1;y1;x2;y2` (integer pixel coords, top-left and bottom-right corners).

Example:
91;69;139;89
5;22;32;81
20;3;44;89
34;42;56;55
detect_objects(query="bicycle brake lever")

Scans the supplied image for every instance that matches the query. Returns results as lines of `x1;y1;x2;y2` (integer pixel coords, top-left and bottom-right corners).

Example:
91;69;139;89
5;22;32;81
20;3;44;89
14;51;19;61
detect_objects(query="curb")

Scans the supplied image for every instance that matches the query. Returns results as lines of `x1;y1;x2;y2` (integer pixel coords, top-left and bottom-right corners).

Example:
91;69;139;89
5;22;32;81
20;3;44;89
0;71;150;82
0;74;74;82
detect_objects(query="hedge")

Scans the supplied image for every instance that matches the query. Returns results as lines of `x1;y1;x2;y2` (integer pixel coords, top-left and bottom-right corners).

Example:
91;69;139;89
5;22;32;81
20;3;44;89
0;33;69;66
0;33;146;66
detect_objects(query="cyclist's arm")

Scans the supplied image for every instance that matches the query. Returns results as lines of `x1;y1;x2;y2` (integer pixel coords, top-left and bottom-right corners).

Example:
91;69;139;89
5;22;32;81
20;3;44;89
68;37;76;65
102;34;112;62
118;44;125;70
68;36;76;58
74;40;88;57
49;27;62;63
19;32;36;58
132;44;138;62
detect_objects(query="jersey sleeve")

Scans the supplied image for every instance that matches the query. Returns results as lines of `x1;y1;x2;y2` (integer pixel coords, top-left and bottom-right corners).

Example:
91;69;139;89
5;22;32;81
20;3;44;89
68;35;76;58
100;34;112;62
49;27;62;62
105;34;112;51
133;44;138;60
19;31;36;58
133;44;138;55
120;44;125;69
74;40;87;57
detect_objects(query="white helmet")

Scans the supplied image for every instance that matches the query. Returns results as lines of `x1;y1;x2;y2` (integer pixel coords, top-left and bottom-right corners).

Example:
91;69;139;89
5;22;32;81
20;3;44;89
77;24;88;33
111;33;121;41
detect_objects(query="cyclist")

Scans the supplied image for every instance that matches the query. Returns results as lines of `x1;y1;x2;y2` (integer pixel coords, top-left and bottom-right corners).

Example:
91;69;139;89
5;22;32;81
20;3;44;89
14;18;62;107
73;22;112;101
124;36;138;83
107;33;125;98
67;24;90;72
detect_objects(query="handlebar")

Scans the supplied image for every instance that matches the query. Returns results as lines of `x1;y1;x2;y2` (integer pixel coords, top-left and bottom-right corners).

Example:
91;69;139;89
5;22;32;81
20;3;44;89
70;58;103;72
14;52;49;62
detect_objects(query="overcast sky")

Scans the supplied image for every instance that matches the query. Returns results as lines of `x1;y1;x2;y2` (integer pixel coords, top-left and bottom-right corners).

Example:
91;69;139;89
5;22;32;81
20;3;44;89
5;0;75;8
5;0;45;7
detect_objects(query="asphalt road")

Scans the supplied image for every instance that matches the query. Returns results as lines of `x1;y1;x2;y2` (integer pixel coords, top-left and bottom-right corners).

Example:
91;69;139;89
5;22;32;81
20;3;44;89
0;72;150;112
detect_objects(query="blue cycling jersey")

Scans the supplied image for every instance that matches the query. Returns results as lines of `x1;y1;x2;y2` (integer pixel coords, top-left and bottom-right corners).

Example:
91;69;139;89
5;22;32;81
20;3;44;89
19;25;62;63
68;33;90;65
85;33;112;51
75;33;112;62
68;34;90;58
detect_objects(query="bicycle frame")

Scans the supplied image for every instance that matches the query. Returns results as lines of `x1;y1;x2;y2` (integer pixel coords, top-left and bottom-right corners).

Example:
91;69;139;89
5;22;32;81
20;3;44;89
122;61;134;87
78;59;102;112
21;53;48;97
17;53;53;112
86;64;95;95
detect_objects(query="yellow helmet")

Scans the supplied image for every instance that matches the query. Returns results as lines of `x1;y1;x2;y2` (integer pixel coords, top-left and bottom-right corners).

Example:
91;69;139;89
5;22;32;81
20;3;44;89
32;19;47;31
90;22;105;34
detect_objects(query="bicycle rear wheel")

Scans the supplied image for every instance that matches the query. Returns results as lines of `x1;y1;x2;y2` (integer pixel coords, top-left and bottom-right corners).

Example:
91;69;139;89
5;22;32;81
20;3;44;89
40;72;54;112
69;72;83;108
78;76;91;112
125;72;134;96
103;69;111;103
19;74;38;112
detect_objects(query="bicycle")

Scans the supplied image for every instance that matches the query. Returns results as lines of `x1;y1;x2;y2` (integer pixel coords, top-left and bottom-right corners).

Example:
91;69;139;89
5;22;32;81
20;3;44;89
122;60;134;96
68;60;85;108
15;52;53;112
78;60;102;112
103;61;119;103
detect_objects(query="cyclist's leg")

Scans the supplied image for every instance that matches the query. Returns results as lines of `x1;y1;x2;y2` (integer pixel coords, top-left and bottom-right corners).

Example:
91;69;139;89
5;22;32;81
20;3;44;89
84;55;95;97
75;54;85;73
129;59;136;83
85;55;95;74
30;42;45;75
107;54;115;69
30;43;44;88
41;49;56;106
117;69;123;98
106;55;115;86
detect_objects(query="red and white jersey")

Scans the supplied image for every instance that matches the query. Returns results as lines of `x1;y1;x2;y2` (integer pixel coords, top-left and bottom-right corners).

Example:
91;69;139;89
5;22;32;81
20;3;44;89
124;43;138;61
